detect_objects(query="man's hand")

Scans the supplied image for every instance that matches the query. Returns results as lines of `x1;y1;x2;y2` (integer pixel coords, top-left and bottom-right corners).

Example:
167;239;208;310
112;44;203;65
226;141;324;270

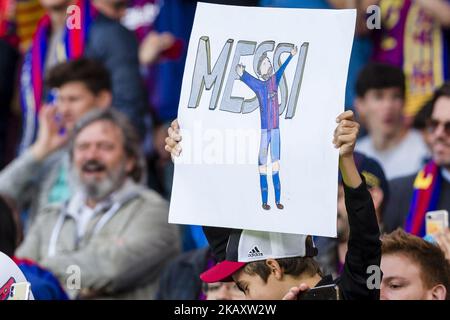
164;119;182;158
139;31;176;65
282;283;310;300
236;64;245;77
334;110;362;188
435;229;450;263
30;105;69;161
291;45;298;56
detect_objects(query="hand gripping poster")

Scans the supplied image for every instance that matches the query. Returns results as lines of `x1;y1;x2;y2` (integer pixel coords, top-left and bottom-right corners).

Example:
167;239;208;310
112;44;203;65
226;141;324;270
169;3;356;237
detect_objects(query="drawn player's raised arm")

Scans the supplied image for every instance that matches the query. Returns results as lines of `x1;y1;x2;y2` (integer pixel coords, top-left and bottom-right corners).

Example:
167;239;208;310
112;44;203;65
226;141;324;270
236;64;245;78
275;45;297;84
291;45;298;56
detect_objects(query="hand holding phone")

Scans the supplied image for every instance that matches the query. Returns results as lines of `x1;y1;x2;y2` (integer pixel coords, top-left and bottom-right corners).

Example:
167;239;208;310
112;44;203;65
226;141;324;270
297;284;340;300
426;210;449;236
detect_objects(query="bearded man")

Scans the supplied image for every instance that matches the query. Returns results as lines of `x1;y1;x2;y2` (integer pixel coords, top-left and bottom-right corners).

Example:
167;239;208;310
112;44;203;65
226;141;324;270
15;108;180;299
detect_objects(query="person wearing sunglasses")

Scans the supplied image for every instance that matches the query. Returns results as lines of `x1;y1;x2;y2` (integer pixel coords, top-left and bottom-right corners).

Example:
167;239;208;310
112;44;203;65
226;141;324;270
384;83;450;236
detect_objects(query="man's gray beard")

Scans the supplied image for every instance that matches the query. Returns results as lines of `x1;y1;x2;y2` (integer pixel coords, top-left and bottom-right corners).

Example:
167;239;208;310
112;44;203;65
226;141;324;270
72;163;127;202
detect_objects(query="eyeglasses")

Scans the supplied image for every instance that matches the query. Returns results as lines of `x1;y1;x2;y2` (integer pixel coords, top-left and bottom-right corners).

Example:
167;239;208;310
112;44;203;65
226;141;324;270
426;119;450;135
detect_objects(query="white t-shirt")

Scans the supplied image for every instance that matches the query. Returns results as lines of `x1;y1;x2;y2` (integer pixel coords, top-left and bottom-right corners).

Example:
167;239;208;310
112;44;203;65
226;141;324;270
356;129;430;180
66;192;112;239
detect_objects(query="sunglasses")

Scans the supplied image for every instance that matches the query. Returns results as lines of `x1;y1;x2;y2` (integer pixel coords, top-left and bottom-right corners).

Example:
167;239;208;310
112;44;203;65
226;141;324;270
426;119;450;135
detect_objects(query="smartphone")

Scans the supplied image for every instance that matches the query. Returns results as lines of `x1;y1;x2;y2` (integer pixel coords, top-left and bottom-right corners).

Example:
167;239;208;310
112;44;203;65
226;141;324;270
426;210;449;236
45;88;67;136
9;282;31;300
297;284;340;300
46;89;58;105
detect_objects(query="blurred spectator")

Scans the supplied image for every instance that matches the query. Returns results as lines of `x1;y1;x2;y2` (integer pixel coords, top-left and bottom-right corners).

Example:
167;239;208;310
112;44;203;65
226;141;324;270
381;229;449;300
261;0;374;110
0;194;68;299
371;0;450;120
355;63;429;179
15;108;180;299
0;58;112;227
19;0;147;153
121;0;181;66
315;152;388;278
384;82;450;235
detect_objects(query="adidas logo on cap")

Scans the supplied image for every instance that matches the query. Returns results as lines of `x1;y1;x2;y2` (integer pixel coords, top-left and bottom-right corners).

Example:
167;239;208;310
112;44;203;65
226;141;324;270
248;246;264;258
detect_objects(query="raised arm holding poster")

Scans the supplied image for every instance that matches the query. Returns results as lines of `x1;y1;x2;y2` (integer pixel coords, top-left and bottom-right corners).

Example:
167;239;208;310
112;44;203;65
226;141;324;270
169;3;356;237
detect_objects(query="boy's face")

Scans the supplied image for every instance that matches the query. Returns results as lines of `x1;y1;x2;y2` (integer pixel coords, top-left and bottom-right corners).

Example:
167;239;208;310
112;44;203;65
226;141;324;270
356;87;404;139
232;265;289;300
380;253;432;300
56;81;110;132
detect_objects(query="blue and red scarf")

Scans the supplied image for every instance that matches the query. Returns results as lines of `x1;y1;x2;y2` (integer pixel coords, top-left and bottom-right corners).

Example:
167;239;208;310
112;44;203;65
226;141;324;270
404;161;442;236
19;0;96;152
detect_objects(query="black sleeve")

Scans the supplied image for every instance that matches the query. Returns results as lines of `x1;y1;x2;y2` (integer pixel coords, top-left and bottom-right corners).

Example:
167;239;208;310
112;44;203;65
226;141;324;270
337;177;381;300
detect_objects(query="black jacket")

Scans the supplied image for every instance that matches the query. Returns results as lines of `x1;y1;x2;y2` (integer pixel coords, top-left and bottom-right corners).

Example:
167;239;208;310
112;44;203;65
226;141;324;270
383;173;450;233
333;179;381;300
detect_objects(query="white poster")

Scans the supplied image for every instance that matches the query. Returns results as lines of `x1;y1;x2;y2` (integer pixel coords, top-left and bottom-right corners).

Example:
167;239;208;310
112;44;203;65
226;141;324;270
169;3;356;237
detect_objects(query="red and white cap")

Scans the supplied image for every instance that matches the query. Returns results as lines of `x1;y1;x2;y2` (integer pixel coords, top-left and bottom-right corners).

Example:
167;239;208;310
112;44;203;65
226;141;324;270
200;229;318;283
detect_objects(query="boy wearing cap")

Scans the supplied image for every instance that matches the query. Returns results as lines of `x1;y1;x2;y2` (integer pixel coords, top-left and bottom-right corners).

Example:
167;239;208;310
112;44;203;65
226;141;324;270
166;110;381;300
